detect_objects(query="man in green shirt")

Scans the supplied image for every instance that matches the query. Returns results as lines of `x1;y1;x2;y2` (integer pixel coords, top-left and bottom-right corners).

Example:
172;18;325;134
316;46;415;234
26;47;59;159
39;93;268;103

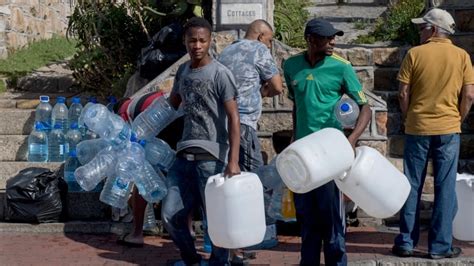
283;18;371;265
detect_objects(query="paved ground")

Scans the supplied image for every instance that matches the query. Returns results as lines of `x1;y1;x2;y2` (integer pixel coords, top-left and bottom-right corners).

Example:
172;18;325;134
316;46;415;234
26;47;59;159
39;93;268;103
1;226;473;265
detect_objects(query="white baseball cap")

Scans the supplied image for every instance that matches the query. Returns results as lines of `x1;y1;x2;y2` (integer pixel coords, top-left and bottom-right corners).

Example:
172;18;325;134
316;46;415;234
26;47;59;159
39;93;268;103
411;8;456;34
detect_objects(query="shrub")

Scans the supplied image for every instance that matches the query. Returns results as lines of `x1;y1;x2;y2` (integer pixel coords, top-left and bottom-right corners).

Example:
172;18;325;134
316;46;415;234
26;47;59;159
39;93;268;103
274;0;310;48
353;0;425;45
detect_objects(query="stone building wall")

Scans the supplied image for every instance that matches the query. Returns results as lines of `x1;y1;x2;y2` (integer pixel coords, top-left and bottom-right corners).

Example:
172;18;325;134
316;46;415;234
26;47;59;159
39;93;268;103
0;0;74;59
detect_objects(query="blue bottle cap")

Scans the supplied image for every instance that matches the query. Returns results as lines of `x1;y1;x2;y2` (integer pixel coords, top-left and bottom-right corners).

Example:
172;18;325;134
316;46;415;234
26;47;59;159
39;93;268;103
53;123;62;129
138;140;146;147
69;150;77;157
107;96;117;104
72;97;81;104
130;132;137;143
34;121;44;130
56;96;66;103
340;103;350;112
39;95;50;102
88;96;97;103
70;122;79;129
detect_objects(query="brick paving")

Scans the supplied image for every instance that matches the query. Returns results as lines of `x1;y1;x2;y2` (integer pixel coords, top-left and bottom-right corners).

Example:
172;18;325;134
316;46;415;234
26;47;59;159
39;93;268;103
0;226;473;265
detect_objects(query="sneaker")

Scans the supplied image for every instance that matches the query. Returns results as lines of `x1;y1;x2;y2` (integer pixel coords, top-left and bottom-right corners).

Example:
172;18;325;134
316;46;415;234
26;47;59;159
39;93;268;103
244;224;278;250
391;246;413;257
430;247;462;260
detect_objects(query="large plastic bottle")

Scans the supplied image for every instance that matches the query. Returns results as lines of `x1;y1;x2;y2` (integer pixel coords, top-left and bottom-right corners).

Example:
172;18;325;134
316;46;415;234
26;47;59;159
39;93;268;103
68;97;83;126
134;161;168;203
205;172;266;248
142;203;157;231
76;138;112;165
48;123;67;162
144;138;176;171
131;96;179;140
66;122;82;153
34;95;52;132
82;104;131;147
335;146;410;218
100;142;144;208
74;146;117;191
51;96;69;133
64;150;83;192
276;128;354;193
79;96;97;138
334;96;360;128
27;121;48;162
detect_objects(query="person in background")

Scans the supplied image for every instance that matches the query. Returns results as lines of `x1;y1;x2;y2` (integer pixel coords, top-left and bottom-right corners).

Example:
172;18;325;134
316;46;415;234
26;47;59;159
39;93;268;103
161;17;241;265
392;8;474;259
218;19;284;255
283;18;371;265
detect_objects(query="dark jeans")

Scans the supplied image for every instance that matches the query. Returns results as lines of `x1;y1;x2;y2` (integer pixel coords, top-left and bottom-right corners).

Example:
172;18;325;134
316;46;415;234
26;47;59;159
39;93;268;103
294;181;347;266
394;134;460;255
161;157;230;265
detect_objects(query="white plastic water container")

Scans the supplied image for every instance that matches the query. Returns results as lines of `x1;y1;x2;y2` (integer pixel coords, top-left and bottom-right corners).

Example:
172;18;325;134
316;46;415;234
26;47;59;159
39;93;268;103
275;128;354;193
335;146;410;218
453;173;474;241
205;172;266;249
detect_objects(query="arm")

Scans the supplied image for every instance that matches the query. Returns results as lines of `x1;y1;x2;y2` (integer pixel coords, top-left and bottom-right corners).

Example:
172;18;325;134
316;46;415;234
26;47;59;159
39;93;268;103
223;99;241;177
168;91;182;110
460;84;474;123
261;74;284;97
398;82;410;121
347;104;371;149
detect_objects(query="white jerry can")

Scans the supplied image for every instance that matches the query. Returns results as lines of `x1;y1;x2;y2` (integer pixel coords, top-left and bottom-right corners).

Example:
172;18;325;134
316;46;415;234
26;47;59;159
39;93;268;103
453;173;474;241
276;128;354;193
335;146;411;218
205;172;266;249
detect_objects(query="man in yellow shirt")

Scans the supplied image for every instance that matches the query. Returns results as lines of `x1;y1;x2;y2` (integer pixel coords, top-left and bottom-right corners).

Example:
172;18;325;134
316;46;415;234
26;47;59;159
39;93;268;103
392;8;474;259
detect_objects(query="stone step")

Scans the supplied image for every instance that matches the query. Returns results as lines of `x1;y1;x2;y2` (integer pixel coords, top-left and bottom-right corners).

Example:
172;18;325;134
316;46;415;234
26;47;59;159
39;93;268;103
0;221;130;234
0;109;34;135
306;5;386;22
0;91;82;109
0;135;28;161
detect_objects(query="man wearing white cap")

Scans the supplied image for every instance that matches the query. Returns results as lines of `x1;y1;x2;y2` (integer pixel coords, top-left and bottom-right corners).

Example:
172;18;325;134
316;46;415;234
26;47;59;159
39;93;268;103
392;8;474;259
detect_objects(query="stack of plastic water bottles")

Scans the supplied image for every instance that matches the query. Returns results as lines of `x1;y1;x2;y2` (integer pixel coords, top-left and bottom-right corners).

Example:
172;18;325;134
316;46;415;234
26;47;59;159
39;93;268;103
72;96;180;209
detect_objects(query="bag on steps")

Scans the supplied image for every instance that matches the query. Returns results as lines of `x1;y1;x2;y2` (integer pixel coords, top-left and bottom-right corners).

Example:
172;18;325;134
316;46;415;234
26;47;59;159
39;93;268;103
5;167;68;223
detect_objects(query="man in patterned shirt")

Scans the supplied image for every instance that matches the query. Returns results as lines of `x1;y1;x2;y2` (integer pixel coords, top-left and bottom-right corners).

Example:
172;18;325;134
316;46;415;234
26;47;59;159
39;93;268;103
219;19;283;251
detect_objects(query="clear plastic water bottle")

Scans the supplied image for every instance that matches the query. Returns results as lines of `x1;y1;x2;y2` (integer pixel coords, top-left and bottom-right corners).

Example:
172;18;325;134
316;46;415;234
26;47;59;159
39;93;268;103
144;138;176;171
99;142;144;208
48;123;67;162
64;150;83;192
79;96;97;137
68;97;83;126
34;95;53;132
107;96;117;113
134;161;168;203
52;96;69;133
74;146;116;191
334;97;360;128
66;122;82;153
143;203;157;230
76;138;112;165
131;97;179;140
82;104;131;147
27;121;48;162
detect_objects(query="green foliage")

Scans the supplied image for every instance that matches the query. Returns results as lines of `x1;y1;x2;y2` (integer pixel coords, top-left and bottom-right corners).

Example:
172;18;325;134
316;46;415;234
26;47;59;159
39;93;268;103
353;0;425;45
274;0;310;48
0;36;77;91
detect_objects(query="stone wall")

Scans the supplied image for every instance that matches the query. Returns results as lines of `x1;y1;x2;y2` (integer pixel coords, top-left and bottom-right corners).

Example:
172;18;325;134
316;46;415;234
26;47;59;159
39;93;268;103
0;0;74;59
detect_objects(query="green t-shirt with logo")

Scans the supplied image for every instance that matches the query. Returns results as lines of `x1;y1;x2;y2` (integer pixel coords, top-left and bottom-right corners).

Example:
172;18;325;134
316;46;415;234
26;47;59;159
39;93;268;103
283;52;367;140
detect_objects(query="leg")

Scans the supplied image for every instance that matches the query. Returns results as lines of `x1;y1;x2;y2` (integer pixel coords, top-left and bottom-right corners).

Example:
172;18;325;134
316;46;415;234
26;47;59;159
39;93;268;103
294;189;322;265
196;160;230;266
429;134;460;255
129;187;146;242
161;158;202;265
239;124;264;172
394;135;430;251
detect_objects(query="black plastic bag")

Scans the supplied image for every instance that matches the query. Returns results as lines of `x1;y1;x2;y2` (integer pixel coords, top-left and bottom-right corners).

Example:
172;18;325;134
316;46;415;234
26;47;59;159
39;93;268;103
5;167;68;223
138;22;186;80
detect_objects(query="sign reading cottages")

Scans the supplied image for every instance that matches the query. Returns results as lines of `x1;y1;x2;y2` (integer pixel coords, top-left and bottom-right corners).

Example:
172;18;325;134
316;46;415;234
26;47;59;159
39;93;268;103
215;0;268;30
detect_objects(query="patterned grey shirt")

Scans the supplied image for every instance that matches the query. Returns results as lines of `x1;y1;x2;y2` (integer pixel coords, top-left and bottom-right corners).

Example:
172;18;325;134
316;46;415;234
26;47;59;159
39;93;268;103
171;59;238;162
218;39;279;130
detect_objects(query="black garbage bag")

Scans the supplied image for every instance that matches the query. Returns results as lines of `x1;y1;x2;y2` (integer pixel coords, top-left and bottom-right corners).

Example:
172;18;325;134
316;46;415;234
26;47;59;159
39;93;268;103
138;22;187;80
5;167;68;223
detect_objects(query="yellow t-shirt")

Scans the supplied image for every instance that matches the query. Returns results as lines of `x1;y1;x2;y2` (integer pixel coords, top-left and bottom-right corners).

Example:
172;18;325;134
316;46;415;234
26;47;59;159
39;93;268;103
398;37;474;135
